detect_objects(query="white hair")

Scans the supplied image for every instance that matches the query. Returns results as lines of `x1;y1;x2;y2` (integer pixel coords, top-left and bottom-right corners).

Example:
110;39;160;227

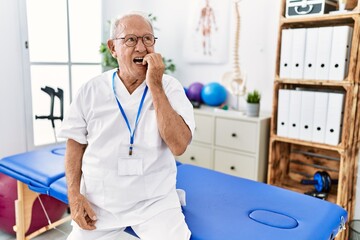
109;11;154;39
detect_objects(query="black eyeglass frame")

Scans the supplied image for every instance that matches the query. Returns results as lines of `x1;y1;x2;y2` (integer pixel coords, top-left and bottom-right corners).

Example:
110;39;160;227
113;34;158;47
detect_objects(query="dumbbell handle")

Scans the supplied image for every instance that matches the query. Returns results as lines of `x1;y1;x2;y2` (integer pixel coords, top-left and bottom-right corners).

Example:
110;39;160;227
301;179;338;185
301;179;318;185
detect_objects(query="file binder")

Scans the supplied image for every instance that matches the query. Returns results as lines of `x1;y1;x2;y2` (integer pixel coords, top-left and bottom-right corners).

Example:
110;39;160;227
325;92;344;145
315;27;333;80
312;91;329;143
279;29;293;78
277;89;291;137
303;28;319;80
288;90;302;139
329;26;353;81
290;28;306;79
299;90;315;141
345;27;353;79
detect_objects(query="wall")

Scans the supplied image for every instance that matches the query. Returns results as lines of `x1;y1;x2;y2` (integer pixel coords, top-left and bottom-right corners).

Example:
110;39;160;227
102;0;281;113
0;0;27;158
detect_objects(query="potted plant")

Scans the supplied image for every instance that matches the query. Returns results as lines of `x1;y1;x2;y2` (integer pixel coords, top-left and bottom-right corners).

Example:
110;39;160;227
246;90;261;117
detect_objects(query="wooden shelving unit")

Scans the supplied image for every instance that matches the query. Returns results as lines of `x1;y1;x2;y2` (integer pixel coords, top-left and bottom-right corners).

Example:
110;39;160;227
267;1;360;239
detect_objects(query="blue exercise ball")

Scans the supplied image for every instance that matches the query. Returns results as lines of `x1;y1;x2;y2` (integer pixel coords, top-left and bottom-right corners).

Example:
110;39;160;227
201;82;227;106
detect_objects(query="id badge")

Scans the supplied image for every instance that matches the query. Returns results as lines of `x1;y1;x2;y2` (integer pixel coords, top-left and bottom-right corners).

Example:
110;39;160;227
118;157;143;176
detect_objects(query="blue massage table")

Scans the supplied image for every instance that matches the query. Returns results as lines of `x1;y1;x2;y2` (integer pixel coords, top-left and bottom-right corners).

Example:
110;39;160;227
0;145;347;240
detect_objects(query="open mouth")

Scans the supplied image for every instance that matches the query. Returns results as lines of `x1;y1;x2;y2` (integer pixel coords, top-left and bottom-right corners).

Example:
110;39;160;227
133;57;144;64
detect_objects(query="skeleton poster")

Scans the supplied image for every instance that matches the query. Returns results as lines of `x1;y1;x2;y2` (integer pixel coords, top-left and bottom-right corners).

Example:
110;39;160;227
184;0;230;63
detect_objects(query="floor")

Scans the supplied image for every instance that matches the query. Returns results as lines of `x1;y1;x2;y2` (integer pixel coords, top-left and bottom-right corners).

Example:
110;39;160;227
0;216;138;240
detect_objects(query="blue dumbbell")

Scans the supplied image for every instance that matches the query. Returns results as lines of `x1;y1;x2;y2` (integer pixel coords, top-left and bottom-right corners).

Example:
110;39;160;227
301;171;338;193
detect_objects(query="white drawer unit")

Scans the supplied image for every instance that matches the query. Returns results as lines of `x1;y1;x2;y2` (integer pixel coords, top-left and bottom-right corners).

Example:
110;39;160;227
178;107;270;182
215;118;257;153
214;150;255;180
193;114;213;144
178;144;213;169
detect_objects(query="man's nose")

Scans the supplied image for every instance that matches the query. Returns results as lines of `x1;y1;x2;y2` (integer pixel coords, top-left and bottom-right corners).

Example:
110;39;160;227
135;37;146;51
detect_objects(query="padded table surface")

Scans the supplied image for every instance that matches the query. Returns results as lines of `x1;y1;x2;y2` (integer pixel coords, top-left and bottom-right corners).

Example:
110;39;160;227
49;176;68;204
177;165;347;240
0;144;66;194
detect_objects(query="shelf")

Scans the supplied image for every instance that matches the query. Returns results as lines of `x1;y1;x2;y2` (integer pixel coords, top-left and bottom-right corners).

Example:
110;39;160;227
274;78;353;88
280;12;358;28
272;176;338;204
270;135;344;152
270;2;360;239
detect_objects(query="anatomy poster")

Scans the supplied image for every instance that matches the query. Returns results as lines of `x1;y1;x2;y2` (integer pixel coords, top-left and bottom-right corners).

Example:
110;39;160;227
184;0;230;63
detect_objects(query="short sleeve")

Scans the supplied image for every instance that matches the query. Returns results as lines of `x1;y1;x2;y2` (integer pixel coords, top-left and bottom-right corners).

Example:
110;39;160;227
57;89;88;144
165;76;195;137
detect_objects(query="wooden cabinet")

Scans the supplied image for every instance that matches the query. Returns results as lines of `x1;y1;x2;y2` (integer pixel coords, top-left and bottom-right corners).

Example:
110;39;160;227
267;1;360;239
178;107;270;182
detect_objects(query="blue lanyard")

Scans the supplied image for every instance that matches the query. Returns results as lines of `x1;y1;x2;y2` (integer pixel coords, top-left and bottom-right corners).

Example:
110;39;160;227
112;71;148;155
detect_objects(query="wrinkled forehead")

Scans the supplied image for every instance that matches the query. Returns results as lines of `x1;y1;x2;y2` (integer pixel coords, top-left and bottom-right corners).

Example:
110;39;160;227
115;15;153;37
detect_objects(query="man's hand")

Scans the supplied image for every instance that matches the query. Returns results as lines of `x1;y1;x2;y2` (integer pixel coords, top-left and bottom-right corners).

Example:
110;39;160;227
143;53;165;89
69;193;97;230
142;52;192;156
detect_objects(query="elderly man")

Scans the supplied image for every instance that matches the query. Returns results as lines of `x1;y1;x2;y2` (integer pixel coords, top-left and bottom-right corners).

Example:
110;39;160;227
58;12;195;240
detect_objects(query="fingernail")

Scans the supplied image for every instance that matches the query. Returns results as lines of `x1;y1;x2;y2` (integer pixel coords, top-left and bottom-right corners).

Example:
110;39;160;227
92;215;97;220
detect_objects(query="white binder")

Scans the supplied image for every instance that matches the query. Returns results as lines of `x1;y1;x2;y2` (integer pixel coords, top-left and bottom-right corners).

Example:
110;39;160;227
315;27;333;80
312;92;329;143
279;29;293;78
288;90;302;139
345;27;353;78
325;92;345;145
299;90;315;141
328;26;353;81
277;89;291;137
303;28;319;80
290;28;306;79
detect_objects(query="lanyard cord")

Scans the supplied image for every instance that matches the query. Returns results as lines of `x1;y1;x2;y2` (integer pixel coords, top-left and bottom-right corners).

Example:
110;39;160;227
112;71;148;155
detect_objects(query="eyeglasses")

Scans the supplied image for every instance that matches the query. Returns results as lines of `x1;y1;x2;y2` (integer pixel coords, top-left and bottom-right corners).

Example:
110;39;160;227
113;34;157;47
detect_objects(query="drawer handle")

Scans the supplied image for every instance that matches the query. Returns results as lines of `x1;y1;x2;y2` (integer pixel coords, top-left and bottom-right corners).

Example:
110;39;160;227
190;156;195;161
231;133;237;137
230;166;236;170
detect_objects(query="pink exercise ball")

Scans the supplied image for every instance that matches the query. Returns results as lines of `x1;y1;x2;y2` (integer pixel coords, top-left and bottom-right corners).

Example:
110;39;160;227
0;173;68;235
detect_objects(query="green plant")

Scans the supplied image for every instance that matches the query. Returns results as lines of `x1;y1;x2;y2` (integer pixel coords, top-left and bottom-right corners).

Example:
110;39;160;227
246;90;261;104
99;42;118;69
99;14;176;74
147;13;157;26
163;58;176;74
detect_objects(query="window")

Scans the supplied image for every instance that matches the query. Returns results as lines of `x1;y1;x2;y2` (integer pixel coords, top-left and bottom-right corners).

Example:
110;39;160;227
24;0;102;146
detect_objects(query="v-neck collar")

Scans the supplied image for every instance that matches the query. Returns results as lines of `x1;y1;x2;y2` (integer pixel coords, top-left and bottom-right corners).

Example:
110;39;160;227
113;72;147;98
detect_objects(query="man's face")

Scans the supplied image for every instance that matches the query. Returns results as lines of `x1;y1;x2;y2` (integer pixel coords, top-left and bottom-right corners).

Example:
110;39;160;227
110;16;155;81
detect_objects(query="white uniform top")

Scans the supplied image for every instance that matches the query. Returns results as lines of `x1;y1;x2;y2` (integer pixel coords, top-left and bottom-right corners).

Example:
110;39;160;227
58;69;195;230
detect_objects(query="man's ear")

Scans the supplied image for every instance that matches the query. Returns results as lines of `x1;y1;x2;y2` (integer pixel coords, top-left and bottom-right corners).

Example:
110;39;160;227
107;40;117;58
